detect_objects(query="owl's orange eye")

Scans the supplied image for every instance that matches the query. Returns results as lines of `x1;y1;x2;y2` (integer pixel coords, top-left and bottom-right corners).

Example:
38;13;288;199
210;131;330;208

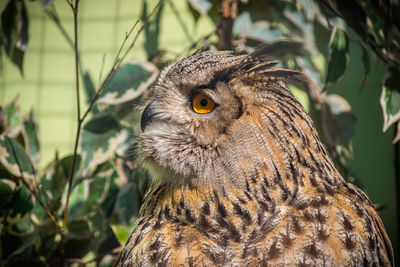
192;93;216;114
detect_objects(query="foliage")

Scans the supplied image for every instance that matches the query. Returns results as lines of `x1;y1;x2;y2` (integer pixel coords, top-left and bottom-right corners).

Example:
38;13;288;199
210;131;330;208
0;0;398;265
0;59;156;265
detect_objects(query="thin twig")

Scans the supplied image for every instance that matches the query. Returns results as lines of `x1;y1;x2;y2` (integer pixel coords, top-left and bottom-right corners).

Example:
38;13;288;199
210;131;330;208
112;20;140;67
80;0;162;123
62;0;163;230
394;127;400;255
98;54;107;89
63;0;81;230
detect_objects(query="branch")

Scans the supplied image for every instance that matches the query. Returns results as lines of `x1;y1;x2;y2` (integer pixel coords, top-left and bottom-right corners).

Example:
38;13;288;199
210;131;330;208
216;0;237;50
63;0;81;230
62;0;163;232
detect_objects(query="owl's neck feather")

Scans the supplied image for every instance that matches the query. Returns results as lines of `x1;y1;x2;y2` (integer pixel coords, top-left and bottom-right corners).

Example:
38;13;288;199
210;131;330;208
140;142;345;227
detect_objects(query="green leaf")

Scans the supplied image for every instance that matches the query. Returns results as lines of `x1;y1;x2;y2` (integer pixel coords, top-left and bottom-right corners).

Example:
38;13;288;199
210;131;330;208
327;94;356;147
83;113;119;134
68;181;87;219
22;111;40;165
187;0;212;15
83;72;99;114
0;179;15;213
112;224;131;245
114;183;140;224
312;95;356;149
79;165;119;217
359;45;370;91
7;183;34;221
245;22;285;43
40;0;55;10
38;155;81;217
8;232;39;258
95;223;120;254
380;67;400;132
0;135;35;179
80;128;129;171
98;61;158;105
393;121;400;144
4;97;21;133
67;218;92;240
92;163;120;217
325;27;349;88
63;218;93;259
0;0;29;75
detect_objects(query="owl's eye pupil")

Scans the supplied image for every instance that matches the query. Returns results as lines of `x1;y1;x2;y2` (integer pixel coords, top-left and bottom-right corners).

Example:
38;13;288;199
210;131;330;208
200;98;208;107
192;92;215;114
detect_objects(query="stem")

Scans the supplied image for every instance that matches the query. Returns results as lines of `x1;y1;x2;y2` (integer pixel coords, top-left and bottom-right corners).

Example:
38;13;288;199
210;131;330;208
63;0;81;230
394;127;400;254
62;0;162;229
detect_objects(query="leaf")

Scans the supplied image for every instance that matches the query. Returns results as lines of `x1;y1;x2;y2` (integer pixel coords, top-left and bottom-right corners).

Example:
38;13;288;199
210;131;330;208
7;183;34;222
232;11;253;36
22;111;40;165
63;218;93;259
8;232;38;258
187;0;212;15
327;94;356;147
40;0;55;10
0;135;35;179
393;121;400;144
114;183;140;224
80;128;129;171
0;0;29;75
38;155;81;217
325;27;349;88
79;166;118;216
97;61;158;105
312;95;356;149
142;0;166;60
334;0;368;40
83;113;120;134
67;218;92;240
96;223;120;254
246;22;285;43
4;96;21;135
380;67;400;133
0;179;15;213
112;224;131;245
68;180;88;219
83;72;99;114
359;45;370;91
95;163;120;217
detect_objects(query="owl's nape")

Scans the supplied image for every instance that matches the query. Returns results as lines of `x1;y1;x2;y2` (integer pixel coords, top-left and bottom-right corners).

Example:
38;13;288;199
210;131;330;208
117;50;393;266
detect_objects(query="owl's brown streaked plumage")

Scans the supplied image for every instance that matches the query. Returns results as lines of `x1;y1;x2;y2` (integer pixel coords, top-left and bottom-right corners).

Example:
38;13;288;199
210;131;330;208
117;50;393;266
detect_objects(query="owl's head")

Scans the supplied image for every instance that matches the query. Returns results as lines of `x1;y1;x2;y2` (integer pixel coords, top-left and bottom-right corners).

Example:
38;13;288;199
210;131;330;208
137;50;316;188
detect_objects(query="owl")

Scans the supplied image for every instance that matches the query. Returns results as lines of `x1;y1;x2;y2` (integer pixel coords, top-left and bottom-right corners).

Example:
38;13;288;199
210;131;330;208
116;50;393;266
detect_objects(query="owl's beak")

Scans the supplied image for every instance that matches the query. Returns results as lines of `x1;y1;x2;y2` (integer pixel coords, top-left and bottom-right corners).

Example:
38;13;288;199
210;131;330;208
141;100;157;132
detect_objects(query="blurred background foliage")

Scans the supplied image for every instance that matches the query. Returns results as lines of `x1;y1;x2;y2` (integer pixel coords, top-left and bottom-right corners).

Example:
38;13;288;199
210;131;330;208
0;0;399;265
